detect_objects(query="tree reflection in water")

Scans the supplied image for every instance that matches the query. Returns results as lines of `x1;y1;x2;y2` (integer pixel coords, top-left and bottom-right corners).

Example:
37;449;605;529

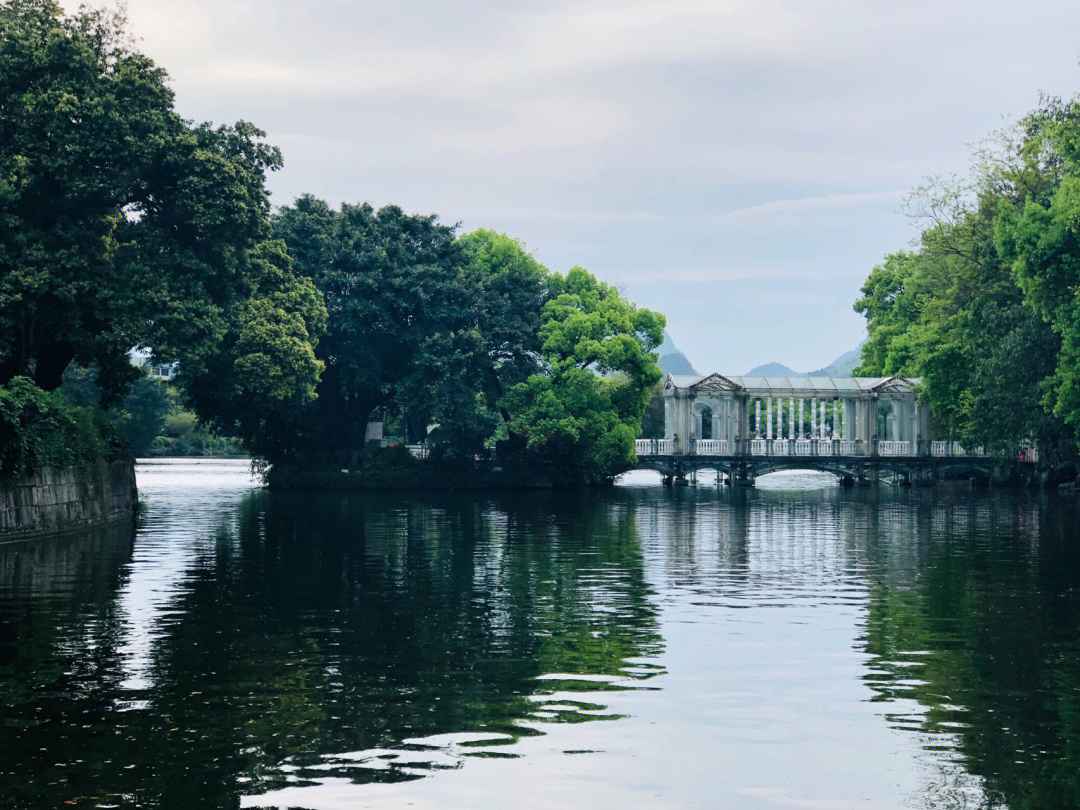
3;475;1080;810
0;489;664;808
860;494;1080;809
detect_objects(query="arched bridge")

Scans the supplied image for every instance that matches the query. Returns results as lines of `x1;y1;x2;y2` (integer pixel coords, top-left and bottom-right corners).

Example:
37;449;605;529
634;373;1036;486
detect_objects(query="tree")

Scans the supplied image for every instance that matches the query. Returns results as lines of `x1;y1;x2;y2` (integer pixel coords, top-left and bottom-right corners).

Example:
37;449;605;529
995;100;1080;452
0;1;325;458
854;100;1079;466
0;0;174;395
504;267;664;481
271;196;472;464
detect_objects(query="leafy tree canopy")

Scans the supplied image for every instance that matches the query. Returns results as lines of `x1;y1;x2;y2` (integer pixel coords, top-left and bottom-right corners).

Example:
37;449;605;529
854;96;1080;466
504;267;664;481
0;0;325;460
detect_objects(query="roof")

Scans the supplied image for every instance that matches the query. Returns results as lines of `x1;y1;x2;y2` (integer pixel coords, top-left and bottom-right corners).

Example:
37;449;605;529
666;373;920;395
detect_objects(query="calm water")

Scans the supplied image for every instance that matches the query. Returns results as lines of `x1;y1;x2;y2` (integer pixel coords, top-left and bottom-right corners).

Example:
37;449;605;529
2;460;1080;809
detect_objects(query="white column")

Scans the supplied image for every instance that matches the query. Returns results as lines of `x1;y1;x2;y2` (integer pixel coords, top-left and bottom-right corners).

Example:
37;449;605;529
820;399;827;439
798;399;805;439
755;399;761;439
766;397;773;439
788;398;795;439
810;399;817;437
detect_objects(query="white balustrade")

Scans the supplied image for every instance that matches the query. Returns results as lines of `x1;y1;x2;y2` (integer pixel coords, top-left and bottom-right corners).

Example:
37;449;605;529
406;444;429;460
634;438;676;455
771;439;789;455
878;440;910;456
816;441;834;457
750;438;767;456
837;439;858;456
695;439;729;456
931;440;948;456
795;439;813;456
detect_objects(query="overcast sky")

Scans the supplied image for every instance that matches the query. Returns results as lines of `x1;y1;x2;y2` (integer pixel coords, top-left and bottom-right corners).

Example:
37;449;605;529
77;1;1080;372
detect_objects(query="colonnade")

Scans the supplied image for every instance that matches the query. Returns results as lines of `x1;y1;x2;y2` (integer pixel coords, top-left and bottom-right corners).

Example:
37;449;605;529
664;375;929;458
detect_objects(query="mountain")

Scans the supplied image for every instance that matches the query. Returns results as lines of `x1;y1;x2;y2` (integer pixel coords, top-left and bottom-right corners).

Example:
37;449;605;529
807;347;862;377
743;344;865;377
656;331;697;376
745;361;799;376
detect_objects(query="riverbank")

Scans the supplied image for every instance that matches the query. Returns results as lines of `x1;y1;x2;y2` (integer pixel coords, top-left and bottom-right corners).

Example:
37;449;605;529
265;449;608;491
0;461;137;543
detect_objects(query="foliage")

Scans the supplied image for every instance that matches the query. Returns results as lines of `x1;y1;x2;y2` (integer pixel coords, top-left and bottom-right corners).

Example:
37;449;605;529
0;0;171;396
271;196;470;462
639;383;666;439
0;0;324;461
61;364;244;458
0;376;127;478
504;267;664;481
270;203;663;480
151;409;243;457
854;97;1080;466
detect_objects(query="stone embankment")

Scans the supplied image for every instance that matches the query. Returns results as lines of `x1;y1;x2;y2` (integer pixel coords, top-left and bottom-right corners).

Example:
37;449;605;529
0;462;137;542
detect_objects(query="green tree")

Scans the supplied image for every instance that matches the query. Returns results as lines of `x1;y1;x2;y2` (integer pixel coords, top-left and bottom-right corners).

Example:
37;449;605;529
271;196;472;463
504;267;664;481
0;1;325;460
995;100;1080;453
854;100;1078;465
0;0;173;395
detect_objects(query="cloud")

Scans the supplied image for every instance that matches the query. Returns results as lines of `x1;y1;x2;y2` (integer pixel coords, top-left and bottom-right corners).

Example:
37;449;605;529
610;263;868;284
59;0;1080;373
465;206;666;226
706;190;907;223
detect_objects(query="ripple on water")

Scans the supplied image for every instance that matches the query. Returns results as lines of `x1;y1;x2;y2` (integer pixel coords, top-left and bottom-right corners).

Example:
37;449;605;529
1;464;1079;809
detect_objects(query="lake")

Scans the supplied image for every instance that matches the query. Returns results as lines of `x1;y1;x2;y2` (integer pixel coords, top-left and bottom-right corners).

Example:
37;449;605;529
2;459;1079;809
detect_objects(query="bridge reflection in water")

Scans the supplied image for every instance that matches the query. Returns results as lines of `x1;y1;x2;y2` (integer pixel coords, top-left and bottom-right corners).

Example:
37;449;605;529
634;373;1036;486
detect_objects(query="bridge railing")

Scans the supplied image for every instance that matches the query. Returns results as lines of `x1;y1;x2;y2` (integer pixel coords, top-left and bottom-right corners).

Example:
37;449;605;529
693;439;729;455
634;437;1003;460
635;439;675;456
878;440;910;456
929;441;989;458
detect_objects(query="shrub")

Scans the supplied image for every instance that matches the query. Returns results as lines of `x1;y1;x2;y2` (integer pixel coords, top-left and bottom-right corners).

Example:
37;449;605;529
0;377;128;479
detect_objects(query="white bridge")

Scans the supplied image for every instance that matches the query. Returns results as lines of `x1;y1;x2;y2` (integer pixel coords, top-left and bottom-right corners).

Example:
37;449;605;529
634;373;1030;486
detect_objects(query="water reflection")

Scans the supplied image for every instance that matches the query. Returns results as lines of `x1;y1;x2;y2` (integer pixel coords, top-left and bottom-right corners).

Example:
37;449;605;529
0;462;1079;809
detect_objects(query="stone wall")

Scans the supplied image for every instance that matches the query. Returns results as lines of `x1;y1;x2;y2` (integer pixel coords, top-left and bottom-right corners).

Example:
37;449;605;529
0;461;137;542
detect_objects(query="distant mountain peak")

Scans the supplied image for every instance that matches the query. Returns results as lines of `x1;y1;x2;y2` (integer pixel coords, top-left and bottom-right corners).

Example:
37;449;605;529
745;362;798;376
656;330;697;376
744;344;864;378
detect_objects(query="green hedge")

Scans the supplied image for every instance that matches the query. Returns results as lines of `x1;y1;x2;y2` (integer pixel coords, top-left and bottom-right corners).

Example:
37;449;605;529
0;377;129;479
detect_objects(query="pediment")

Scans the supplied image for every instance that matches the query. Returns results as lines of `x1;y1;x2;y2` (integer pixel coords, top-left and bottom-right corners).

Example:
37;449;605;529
690;373;741;392
870;376;917;394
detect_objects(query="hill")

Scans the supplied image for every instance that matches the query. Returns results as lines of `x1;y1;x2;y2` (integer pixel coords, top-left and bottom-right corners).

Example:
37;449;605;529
744;345;864;377
806;347;862;377
745;361;799;376
657;331;697;376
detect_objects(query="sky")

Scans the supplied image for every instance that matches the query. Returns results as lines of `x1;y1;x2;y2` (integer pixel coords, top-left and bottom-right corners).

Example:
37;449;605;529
71;0;1080;373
